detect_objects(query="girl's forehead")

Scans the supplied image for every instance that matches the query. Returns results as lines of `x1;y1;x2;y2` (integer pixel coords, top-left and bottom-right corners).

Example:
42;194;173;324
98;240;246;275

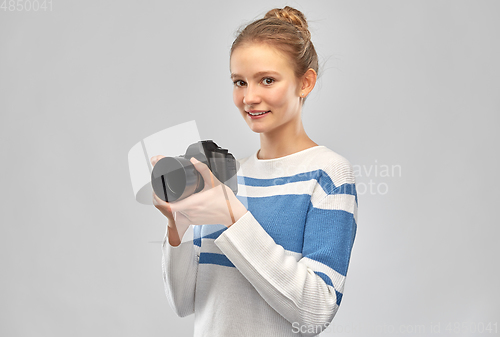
232;43;286;61
230;43;295;75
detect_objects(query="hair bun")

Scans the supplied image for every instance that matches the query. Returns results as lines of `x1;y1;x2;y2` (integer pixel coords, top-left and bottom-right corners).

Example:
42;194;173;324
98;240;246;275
231;5;319;79
264;6;311;40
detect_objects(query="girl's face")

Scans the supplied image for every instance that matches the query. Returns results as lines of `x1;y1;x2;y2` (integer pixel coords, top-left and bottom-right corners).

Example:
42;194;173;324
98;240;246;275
230;43;303;135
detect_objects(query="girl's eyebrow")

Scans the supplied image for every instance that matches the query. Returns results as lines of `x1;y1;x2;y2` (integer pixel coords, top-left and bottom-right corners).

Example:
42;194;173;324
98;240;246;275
230;71;280;80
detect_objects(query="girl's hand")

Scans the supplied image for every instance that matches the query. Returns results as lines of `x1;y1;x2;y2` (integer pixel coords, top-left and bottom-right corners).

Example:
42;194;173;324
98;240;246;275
168;157;247;228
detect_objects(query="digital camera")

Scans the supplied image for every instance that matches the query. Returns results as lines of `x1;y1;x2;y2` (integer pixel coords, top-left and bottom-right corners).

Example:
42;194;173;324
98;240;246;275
151;140;238;202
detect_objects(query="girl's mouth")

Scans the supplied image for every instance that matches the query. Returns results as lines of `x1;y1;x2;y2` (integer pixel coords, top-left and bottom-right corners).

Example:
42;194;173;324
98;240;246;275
247;110;270;118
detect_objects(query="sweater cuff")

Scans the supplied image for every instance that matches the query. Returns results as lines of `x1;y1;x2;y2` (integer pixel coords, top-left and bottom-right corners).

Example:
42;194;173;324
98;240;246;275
214;211;277;264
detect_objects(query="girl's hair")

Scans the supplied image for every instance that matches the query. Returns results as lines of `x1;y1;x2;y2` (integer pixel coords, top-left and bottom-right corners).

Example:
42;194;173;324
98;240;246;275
231;6;319;79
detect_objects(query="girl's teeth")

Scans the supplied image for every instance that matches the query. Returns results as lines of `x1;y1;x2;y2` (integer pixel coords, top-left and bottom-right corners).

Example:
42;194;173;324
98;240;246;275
249;111;268;116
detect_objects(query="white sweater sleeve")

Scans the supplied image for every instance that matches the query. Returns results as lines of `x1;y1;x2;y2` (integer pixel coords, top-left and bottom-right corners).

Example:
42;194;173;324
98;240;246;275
214;176;357;335
161;225;199;317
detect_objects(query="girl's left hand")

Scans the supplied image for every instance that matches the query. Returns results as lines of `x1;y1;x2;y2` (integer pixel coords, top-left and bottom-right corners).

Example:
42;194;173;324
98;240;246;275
168;157;248;228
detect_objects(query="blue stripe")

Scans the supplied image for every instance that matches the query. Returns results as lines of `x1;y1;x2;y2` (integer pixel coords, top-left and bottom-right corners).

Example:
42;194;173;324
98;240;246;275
335;290;343;306
241;194;357;255
244;195;310;253
238;170;357;201
202;227;227;240
194;225;228;246
237;170;322;187
193;226;202;247
314;271;333;287
199;252;235;268
303;209;357;277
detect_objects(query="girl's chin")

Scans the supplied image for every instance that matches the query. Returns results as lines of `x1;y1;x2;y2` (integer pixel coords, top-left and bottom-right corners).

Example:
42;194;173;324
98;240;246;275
248;125;272;135
245;119;283;135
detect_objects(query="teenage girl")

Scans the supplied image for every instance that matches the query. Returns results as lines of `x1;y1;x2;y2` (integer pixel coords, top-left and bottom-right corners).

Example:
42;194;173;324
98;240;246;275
151;6;357;336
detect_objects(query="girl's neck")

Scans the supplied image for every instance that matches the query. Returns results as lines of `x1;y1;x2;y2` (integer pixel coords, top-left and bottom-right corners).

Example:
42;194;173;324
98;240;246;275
257;120;317;160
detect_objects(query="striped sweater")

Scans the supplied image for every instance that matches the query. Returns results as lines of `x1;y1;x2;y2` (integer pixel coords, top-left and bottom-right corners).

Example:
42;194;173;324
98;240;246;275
162;146;358;336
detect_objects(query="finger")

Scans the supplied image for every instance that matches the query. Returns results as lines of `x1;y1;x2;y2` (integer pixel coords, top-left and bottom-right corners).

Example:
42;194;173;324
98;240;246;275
167;188;205;214
150;155;166;167
190;157;219;188
163;200;173;214
153;191;171;208
168;200;177;213
152;192;165;207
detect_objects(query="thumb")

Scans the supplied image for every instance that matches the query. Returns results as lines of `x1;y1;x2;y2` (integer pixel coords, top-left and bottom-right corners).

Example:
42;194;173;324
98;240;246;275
190;157;217;188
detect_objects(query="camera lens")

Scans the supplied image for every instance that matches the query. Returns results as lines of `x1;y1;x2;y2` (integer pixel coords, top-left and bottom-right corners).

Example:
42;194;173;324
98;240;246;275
151;157;202;202
164;175;176;195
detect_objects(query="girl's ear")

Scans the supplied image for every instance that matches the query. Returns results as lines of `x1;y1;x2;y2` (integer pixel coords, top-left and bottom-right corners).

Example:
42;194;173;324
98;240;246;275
300;68;317;97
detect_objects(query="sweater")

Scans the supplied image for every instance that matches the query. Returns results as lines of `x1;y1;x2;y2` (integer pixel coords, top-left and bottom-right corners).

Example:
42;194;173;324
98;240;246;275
162;145;358;337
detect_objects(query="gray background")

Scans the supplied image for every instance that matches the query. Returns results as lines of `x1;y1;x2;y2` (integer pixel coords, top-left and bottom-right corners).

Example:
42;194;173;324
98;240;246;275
1;0;498;336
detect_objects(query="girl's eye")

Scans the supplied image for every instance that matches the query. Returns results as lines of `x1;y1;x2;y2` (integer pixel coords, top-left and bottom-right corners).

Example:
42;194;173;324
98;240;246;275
262;78;275;85
233;80;246;87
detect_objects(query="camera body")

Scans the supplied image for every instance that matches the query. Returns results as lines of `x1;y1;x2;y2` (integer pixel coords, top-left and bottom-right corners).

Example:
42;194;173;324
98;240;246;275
151;140;238;202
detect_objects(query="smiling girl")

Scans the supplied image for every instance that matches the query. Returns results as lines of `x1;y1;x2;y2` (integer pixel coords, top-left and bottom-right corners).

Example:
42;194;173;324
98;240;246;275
152;6;358;336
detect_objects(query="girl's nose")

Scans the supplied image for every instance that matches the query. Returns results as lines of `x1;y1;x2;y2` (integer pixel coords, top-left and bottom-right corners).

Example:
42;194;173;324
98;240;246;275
243;85;261;106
